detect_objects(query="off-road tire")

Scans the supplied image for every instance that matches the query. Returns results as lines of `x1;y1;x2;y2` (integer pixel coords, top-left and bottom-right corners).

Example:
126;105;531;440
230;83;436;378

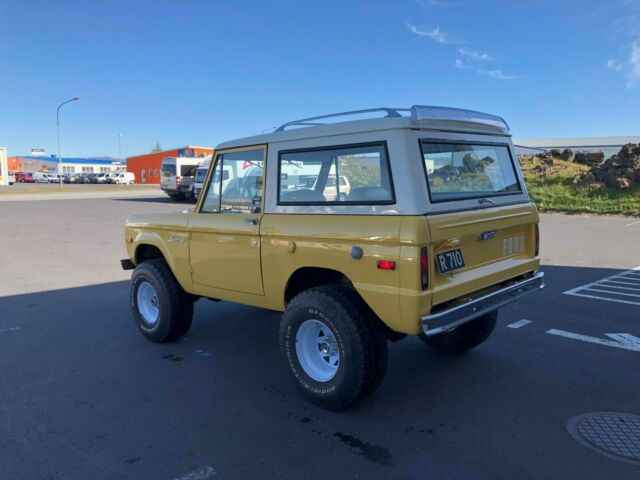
130;259;194;343
419;310;497;354
279;285;388;410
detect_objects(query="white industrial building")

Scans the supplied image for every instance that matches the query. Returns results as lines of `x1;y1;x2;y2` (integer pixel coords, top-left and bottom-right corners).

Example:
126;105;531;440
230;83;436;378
514;136;640;159
10;155;125;175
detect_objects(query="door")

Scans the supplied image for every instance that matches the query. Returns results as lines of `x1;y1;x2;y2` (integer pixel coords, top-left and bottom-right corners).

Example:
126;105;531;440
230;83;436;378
161;160;176;191
189;146;266;295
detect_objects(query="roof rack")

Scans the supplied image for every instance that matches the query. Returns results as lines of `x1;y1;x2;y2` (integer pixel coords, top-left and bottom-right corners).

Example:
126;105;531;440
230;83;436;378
275;107;409;132
274;105;509;133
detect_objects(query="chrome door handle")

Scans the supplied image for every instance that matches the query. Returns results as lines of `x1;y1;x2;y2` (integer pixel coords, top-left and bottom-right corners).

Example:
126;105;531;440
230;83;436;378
243;218;258;225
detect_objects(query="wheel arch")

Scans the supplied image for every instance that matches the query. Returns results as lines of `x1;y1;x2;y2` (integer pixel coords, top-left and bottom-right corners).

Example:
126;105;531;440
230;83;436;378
282;267;404;342
284;267;350;306
135;243;166;264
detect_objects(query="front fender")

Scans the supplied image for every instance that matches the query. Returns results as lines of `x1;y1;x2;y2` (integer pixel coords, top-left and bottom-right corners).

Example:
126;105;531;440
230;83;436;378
126;228;193;292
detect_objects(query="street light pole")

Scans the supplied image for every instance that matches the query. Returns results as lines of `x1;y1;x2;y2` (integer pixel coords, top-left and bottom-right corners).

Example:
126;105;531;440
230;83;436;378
118;133;124;169
56;97;80;187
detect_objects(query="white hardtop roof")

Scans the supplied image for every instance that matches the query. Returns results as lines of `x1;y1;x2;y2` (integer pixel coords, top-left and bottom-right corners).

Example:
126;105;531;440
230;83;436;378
216;105;511;150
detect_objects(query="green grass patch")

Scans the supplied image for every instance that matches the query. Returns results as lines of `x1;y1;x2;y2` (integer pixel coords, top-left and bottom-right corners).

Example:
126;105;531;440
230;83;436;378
525;169;640;215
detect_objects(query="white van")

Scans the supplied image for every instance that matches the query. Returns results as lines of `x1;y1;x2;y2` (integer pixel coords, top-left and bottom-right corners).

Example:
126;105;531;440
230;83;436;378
161;156;201;201
7;170;16;185
32;172;49;183
110;172;135;184
192;158;210;201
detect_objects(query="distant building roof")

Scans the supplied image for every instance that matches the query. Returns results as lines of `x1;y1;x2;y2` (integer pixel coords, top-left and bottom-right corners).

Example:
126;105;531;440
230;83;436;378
127;146;212;160
514;136;640;149
15;155;123;165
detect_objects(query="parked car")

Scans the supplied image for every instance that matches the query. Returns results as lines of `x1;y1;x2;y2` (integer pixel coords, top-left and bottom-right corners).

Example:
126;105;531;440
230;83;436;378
7;170;16;185
46;173;66;183
122;105;544;410
16;172;34;183
32;172;49;183
106;172;135;184
95;172;111;183
317;175;351;201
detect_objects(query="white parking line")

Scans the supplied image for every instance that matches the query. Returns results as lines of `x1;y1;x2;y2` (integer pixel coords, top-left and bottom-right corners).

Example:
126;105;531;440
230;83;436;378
563;266;640;306
599;282;640;291
0;326;21;334
583;288;640;298
507;319;533;329
547;329;640;352
603;279;640;287
172;465;217;480
626;219;640;227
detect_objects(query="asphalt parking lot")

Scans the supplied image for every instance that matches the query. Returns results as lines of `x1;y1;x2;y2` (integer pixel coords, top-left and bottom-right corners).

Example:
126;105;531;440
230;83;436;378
1;194;639;480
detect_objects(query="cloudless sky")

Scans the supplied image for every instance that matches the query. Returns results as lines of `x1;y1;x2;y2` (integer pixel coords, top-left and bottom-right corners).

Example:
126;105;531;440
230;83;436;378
1;0;639;157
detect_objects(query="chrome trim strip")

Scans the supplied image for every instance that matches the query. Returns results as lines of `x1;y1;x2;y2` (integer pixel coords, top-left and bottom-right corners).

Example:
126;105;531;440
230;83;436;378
421;272;545;337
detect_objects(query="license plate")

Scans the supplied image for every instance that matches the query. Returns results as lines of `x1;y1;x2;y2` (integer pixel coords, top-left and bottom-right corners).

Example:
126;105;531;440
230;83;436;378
435;248;465;274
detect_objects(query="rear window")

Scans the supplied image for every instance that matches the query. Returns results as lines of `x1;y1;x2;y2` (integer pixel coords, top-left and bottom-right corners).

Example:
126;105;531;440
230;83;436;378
162;164;176;176
278;142;394;204
180;165;195;176
420;141;521;202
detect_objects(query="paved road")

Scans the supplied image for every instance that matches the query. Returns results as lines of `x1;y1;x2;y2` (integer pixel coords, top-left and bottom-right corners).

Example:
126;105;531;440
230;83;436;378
0;184;162;202
1;198;639;480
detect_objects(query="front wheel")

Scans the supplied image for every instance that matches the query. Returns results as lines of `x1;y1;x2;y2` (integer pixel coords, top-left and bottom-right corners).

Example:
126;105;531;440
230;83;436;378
130;259;194;343
419;310;497;354
279;286;388;410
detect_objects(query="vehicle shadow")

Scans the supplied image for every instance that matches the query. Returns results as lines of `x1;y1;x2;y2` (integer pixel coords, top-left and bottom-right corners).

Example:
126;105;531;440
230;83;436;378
1;264;638;479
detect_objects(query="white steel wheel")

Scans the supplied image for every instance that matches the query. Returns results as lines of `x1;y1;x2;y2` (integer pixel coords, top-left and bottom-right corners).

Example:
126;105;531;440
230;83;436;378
295;319;340;382
137;281;160;326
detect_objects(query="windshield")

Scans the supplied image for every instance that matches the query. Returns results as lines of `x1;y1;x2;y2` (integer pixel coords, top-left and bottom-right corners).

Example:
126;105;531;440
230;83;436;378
421;141;521;202
195;168;208;183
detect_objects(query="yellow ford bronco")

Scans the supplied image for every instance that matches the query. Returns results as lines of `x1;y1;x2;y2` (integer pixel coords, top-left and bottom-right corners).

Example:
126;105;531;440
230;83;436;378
122;106;544;409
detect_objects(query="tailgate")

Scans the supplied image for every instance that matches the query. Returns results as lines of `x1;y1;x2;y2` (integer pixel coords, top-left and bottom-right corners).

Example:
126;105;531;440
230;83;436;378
427;203;539;306
161;175;175;190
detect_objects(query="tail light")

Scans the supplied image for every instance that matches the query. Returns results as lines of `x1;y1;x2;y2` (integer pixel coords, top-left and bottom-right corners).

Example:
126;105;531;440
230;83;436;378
176;175;182;184
534;224;540;256
420;247;429;290
377;260;396;270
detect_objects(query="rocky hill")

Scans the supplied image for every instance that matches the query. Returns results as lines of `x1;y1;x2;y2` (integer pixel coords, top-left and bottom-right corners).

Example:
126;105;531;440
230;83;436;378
518;144;640;190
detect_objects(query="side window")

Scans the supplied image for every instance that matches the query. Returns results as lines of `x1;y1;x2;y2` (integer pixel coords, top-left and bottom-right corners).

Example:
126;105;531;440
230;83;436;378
201;156;222;213
220;149;264;214
278;142;394;204
200;148;265;214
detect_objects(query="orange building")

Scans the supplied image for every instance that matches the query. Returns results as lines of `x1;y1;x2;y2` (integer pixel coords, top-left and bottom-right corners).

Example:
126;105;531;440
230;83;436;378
127;146;213;184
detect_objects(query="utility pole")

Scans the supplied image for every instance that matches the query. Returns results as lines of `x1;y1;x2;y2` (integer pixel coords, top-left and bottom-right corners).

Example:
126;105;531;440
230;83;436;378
56;97;80;186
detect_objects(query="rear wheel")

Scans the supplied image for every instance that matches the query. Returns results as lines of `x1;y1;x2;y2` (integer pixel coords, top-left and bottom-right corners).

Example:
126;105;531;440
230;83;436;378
419;311;497;354
279;285;388;410
130;259;193;343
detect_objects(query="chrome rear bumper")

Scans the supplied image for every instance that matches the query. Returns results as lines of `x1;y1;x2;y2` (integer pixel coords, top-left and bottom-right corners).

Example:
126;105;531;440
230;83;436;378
421;272;545;337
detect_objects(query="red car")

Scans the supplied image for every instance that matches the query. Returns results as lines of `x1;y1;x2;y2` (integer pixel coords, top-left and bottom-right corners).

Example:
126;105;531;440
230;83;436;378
16;172;34;183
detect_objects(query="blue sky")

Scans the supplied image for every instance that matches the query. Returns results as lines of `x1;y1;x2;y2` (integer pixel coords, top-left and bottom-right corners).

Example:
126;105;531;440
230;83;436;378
1;0;639;157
